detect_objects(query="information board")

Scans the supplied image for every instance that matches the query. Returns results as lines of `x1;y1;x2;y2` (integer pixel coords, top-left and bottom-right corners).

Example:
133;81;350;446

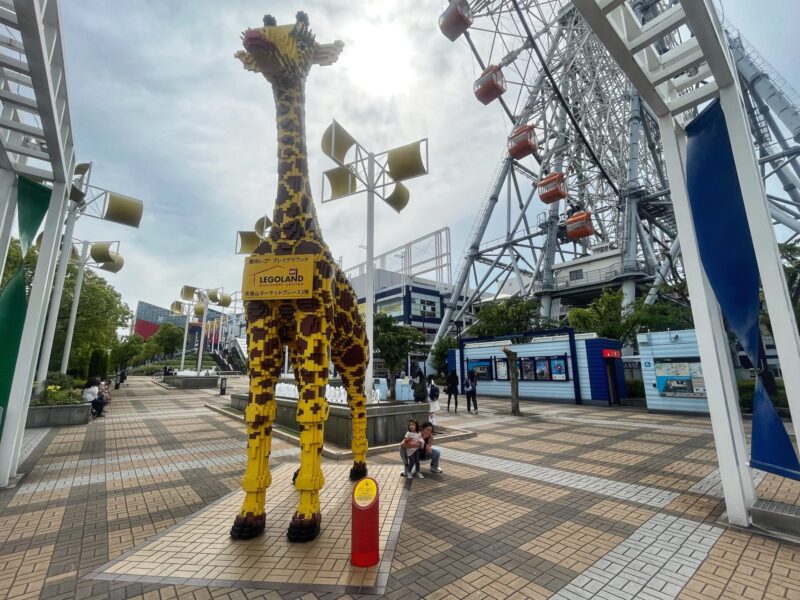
241;254;315;300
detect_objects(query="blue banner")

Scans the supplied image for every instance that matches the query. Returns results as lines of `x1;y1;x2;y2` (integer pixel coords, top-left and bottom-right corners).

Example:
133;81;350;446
686;100;800;480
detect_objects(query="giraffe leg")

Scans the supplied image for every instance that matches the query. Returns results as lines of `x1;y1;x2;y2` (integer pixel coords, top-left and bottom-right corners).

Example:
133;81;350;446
230;309;282;540
332;343;369;481
287;314;330;543
331;273;370;480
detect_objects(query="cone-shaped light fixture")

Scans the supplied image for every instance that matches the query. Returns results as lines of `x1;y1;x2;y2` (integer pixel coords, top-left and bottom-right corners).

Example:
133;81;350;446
180;285;198;301
236;231;261;254
321;120;356;163
103;193;144;228
383;183;410;213
324;166;357;199
387;140;428;181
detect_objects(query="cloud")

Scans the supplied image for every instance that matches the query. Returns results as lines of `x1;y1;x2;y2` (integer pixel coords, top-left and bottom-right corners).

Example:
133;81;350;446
60;0;800;320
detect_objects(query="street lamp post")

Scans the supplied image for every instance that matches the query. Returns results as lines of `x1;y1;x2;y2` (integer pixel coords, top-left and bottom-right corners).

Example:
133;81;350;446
320;120;429;397
37;173;142;389
60;240;125;374
170;300;193;372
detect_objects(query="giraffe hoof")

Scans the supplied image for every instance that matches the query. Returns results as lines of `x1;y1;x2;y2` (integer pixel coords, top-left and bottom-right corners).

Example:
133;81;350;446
287;513;321;543
230;514;266;540
349;462;368;481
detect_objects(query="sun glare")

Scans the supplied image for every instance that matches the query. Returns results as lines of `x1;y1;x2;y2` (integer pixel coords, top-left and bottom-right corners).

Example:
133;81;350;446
340;22;416;99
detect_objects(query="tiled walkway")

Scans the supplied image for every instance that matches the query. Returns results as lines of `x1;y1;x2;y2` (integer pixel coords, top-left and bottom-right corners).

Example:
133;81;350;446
1;378;799;599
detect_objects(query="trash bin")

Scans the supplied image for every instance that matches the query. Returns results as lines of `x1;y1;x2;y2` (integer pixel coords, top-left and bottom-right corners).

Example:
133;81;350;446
114;373;121;390
220;377;227;395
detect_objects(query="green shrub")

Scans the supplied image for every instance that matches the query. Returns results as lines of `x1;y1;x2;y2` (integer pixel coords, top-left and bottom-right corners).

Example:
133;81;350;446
737;378;787;413
625;379;645;398
33;385;83;406
43;372;76;390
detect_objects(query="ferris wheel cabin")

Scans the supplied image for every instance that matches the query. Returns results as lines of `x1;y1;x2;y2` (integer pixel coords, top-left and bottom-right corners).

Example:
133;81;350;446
507;125;538;159
439;0;473;41
538;172;568;203
566;211;594;241
473;65;506;105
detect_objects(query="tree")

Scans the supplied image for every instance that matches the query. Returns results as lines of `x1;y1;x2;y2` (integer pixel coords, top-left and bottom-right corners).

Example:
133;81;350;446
567;288;693;347
54;268;131;377
373;312;425;399
430;335;458;375
152;323;184;357
111;335;144;371
470;296;556;337
3;237;131;377
87;349;109;379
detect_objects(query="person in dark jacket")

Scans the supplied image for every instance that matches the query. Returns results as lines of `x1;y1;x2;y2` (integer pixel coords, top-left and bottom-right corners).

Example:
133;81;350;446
465;370;478;414
446;369;459;413
758;366;779;399
413;369;427;403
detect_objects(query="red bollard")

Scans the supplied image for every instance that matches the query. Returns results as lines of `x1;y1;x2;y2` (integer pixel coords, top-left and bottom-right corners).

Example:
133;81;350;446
351;477;379;567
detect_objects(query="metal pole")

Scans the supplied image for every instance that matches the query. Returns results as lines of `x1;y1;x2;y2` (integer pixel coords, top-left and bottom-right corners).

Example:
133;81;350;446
365;152;375;398
0;181;69;487
659;115;753;525
0;169;17;283
35;203;78;392
60;241;89;374
719;84;800;446
197;294;209;375
179;304;190;371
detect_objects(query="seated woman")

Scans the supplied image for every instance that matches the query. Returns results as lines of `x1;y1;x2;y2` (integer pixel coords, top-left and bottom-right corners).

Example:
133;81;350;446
82;377;105;418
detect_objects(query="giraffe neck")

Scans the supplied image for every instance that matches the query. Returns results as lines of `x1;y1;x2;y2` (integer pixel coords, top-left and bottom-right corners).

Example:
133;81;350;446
270;79;322;245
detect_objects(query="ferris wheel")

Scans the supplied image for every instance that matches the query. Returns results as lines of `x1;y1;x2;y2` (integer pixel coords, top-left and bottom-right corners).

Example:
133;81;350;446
431;0;800;349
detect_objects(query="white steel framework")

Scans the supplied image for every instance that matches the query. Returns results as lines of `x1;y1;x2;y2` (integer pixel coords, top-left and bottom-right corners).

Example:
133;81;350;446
0;0;77;488
431;0;800;361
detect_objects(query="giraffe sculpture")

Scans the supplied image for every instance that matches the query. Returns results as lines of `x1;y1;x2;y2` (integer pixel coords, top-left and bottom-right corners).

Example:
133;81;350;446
230;12;370;543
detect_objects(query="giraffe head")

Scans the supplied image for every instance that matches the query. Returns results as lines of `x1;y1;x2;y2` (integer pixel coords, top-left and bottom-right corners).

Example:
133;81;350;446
236;12;343;84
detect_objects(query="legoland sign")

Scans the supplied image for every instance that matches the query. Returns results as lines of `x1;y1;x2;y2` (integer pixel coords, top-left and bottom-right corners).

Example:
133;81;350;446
242;254;315;300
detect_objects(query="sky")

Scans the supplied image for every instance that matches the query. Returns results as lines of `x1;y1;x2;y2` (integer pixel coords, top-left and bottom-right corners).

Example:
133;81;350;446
59;0;800;322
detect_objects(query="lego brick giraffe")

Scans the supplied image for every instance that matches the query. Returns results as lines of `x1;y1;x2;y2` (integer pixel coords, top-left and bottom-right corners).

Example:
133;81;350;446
230;12;369;543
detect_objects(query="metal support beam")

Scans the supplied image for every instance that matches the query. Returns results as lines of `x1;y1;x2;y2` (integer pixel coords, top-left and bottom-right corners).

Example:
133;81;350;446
0;180;68;487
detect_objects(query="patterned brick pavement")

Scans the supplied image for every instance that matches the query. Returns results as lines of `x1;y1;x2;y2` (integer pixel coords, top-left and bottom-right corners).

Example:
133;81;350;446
0;378;799;599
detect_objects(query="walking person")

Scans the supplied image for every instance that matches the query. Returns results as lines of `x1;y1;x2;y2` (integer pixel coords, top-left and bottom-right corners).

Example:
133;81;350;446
446;369;459;413
413;369;427;404
427;375;441;428
465;370;478;414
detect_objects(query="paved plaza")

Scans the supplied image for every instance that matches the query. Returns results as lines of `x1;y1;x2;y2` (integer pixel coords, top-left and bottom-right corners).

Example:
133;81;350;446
1;378;800;600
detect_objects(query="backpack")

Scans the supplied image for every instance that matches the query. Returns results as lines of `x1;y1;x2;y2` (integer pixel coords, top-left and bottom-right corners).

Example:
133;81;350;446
429;383;439;400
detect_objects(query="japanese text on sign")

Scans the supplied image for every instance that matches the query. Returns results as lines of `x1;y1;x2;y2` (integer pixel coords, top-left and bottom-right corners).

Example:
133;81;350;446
241;254;316;300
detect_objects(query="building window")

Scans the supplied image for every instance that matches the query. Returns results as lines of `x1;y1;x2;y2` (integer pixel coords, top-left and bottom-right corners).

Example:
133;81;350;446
411;297;438;318
569;270;583;281
378;300;403;317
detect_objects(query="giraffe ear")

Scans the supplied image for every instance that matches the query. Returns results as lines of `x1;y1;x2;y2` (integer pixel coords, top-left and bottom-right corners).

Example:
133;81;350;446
313;41;344;66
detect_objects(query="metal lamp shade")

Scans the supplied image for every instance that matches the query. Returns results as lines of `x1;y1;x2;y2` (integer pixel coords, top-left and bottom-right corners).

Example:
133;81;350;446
237;230;260;254
170;301;183;315
90;242;115;263
254;215;271;239
180;285;197;302
387;141;427;181
324;166;357;199
74;163;91;176
193;304;205;317
103;193;143;228
321;120;356;163
383;183;410;213
217;293;232;308
208;288;222;303
98;253;124;273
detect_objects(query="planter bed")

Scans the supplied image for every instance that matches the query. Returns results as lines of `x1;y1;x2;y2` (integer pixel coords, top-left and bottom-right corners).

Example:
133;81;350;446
230;394;428;446
27;404;91;428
